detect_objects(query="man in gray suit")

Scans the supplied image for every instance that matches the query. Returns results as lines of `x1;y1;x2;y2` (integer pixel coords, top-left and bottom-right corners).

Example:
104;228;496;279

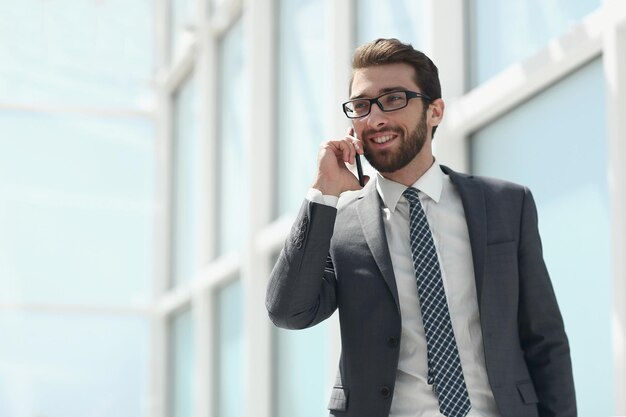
266;38;576;417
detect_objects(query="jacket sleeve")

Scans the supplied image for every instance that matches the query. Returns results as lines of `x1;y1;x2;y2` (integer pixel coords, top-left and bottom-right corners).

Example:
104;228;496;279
265;199;339;329
517;187;577;417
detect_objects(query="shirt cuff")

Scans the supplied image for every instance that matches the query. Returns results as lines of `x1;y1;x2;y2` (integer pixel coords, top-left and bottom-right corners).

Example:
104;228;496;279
306;188;339;208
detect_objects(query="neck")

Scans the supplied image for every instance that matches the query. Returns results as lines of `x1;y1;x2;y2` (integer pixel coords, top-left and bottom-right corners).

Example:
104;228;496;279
380;151;435;187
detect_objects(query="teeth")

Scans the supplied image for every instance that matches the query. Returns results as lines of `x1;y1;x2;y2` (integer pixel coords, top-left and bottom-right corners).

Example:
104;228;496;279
373;135;394;144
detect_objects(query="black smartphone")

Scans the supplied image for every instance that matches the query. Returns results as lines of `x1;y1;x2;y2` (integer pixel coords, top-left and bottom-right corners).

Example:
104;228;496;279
355;153;365;187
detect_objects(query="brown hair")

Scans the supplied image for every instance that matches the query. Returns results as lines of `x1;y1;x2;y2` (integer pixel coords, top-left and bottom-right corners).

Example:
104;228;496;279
351;38;442;136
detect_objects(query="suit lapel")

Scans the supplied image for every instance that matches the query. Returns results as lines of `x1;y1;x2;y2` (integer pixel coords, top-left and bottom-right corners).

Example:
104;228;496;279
354;167;486;312
443;166;487;306
356;182;400;312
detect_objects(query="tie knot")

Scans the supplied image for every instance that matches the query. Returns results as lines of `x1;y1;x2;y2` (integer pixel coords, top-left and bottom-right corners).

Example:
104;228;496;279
403;187;420;205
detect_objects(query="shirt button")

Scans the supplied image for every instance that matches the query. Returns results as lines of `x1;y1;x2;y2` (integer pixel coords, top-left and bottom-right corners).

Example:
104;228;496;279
379;386;391;398
387;336;397;347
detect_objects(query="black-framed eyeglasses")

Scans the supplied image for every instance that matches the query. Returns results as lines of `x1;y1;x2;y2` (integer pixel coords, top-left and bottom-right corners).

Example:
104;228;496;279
342;90;432;119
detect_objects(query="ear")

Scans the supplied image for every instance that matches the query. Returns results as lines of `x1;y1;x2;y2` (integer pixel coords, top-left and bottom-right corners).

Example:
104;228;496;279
428;98;445;128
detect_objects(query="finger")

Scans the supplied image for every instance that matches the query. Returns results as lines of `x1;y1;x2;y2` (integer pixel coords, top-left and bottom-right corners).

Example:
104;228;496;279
345;132;363;156
329;139;353;164
332;136;355;164
327;139;350;155
348;138;358;164
328;138;357;164
343;140;354;164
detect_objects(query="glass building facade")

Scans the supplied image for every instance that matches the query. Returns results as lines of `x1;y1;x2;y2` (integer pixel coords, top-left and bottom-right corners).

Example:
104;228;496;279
1;1;625;417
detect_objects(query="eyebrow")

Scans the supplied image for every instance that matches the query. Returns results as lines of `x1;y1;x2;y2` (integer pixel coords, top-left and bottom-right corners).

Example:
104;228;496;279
350;86;411;100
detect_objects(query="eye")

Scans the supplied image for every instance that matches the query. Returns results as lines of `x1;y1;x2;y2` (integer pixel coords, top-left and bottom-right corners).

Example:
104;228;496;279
379;92;407;109
384;93;403;103
352;100;369;110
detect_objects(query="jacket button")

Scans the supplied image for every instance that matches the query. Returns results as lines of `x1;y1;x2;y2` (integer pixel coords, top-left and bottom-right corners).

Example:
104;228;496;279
387;337;397;347
379;386;391;398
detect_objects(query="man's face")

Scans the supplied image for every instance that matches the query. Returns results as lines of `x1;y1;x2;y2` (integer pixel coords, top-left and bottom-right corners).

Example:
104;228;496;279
350;63;430;174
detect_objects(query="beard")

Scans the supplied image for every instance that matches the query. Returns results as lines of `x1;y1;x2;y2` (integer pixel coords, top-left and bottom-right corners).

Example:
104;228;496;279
362;112;428;173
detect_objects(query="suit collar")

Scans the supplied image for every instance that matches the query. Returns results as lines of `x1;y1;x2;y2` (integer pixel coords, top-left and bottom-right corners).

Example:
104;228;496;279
355;166;487;311
375;161;444;213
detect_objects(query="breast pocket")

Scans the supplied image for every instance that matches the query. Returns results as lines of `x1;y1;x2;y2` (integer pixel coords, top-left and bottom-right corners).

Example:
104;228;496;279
485;240;518;275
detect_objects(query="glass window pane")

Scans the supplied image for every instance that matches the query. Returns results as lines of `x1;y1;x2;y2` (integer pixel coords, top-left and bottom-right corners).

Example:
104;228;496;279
0;311;149;417
274;325;329;417
170;0;195;64
0;0;154;109
215;279;244;417
209;0;227;15
218;19;247;255
169;308;194;417
276;0;329;217
355;0;429;48
0;111;154;306
470;58;611;416
467;0;601;87
171;74;203;287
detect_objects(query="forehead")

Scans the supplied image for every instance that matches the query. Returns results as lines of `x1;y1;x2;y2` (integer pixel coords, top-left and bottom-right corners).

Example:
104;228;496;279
350;62;419;98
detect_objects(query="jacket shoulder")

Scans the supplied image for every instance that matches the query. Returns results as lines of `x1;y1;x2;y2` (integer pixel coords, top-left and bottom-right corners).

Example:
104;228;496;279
442;164;528;195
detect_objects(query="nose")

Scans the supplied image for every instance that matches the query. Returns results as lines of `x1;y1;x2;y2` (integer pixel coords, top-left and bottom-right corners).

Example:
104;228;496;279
365;102;389;130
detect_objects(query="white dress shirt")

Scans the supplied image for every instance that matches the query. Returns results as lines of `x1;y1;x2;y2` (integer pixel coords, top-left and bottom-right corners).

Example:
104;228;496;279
307;161;501;417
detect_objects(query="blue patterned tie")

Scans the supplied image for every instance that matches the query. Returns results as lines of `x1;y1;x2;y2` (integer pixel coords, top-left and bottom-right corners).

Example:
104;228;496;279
403;187;471;417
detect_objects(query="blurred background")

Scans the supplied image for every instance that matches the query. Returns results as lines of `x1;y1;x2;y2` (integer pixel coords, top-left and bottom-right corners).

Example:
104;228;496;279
0;0;625;416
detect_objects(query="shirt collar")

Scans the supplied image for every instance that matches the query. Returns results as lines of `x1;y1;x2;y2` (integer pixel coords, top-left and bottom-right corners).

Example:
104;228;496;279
376;160;444;213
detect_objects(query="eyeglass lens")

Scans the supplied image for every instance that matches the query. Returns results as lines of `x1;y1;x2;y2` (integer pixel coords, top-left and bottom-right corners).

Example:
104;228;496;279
345;91;408;117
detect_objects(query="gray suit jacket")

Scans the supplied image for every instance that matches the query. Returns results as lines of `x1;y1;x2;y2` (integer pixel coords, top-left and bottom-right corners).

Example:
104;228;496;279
266;166;576;417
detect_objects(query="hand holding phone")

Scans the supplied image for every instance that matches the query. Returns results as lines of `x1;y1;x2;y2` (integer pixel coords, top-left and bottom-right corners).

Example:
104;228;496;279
312;128;366;195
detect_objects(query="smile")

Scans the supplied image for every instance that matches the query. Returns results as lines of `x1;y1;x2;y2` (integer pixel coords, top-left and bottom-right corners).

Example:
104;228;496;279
372;134;395;144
